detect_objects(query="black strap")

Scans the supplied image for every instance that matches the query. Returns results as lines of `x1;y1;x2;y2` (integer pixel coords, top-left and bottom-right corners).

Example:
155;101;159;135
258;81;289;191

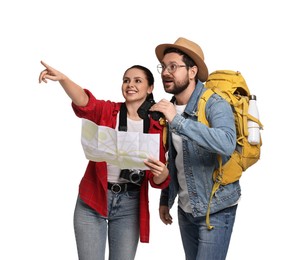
119;102;149;133
119;103;128;132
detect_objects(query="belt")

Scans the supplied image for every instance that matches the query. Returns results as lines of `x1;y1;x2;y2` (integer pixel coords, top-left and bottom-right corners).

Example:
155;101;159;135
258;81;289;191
108;182;140;194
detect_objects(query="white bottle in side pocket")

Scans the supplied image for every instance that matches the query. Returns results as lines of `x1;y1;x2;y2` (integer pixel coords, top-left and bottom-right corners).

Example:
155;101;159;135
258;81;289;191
247;95;260;145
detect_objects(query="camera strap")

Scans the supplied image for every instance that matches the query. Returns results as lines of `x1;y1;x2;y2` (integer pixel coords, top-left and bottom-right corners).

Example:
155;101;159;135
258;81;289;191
119;102;149;133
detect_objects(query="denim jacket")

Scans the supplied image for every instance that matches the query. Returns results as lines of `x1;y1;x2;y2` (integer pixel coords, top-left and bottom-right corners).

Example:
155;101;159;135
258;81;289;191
160;81;241;217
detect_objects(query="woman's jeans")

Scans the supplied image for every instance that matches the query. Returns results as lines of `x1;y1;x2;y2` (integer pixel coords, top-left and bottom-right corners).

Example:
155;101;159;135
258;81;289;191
74;190;140;260
178;204;238;260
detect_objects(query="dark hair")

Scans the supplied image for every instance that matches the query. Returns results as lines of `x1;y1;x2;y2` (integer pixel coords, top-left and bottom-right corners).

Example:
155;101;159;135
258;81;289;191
125;65;154;86
163;47;196;68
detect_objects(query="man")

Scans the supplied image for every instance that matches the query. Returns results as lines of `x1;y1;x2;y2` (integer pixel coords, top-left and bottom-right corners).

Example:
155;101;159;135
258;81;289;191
150;37;241;260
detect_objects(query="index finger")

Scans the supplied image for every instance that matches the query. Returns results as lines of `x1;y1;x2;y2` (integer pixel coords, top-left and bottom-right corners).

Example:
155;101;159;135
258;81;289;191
40;60;52;70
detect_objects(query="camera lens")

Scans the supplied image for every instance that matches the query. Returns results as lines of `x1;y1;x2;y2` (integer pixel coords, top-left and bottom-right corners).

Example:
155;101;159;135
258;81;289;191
130;173;141;183
130;170;145;184
120;169;145;185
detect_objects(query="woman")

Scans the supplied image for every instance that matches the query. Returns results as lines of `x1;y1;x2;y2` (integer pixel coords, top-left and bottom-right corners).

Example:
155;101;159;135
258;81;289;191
38;61;169;260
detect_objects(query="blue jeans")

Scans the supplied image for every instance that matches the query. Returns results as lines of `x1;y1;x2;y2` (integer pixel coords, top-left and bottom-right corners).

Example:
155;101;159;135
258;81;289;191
74;190;140;260
178;204;238;260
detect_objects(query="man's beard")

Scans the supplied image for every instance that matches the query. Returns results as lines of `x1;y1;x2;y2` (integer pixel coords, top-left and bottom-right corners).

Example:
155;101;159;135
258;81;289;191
164;77;189;95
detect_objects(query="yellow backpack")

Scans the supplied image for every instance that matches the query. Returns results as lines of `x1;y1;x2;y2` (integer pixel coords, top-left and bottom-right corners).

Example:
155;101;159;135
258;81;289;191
198;70;263;230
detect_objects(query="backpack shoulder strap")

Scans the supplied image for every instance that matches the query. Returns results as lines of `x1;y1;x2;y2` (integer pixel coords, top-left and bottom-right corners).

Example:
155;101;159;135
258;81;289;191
197;88;215;126
198;87;231;126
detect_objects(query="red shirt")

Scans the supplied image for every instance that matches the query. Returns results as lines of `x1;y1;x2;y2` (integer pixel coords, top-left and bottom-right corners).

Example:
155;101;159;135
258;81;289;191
72;89;169;243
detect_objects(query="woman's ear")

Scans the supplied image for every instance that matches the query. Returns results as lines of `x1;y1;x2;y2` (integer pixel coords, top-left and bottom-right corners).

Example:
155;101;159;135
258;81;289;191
148;84;154;94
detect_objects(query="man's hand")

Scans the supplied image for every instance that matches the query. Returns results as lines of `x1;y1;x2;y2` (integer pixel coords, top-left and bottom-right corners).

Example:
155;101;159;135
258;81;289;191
150;99;177;123
159;205;173;225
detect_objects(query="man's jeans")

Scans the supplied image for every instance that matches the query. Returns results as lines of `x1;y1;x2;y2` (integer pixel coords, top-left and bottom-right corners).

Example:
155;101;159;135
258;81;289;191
178;204;238;260
74;190;140;260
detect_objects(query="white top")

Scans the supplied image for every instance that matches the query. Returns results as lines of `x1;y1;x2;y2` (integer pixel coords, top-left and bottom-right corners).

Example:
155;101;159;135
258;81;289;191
107;113;143;183
172;104;192;213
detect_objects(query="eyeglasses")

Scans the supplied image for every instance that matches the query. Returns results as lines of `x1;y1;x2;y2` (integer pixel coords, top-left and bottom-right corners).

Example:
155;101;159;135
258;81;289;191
157;63;187;74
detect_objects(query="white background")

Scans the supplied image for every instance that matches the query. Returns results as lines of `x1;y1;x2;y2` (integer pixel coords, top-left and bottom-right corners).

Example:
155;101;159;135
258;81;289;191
1;0;304;259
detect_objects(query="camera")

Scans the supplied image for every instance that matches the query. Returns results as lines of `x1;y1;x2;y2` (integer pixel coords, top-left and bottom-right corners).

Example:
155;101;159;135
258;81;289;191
120;169;145;185
137;96;163;121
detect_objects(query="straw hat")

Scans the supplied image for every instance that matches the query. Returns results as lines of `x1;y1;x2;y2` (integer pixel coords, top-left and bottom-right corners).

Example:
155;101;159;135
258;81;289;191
155;37;208;82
